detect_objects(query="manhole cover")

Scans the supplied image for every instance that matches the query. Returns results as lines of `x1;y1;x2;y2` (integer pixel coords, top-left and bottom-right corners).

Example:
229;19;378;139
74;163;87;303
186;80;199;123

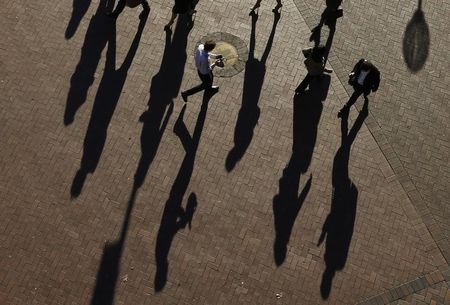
196;32;248;78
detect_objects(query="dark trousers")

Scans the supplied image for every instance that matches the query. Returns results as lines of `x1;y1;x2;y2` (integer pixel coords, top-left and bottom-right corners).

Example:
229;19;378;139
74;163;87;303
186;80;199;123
183;70;214;96
343;84;369;110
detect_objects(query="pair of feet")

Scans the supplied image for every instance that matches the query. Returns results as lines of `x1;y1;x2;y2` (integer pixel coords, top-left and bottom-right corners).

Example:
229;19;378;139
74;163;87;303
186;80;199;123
250;1;282;14
106;0;150;19
337;96;369;118
180;86;219;102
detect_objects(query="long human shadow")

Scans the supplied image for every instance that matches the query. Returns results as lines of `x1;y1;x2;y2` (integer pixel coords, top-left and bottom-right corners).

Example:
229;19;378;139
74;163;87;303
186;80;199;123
133;14;193;193
64;0;114;125
318;99;368;299
65;0;93;39
309;0;342;62
87;15;192;304
70;11;148;197
272;75;330;266
154;92;212;292
225;11;280;172
84;13;148;305
403;0;429;72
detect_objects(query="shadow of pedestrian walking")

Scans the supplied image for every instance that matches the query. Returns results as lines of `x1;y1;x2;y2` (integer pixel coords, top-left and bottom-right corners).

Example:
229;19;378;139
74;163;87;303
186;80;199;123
272;75;330;266
225;11;280;172
154;92;212;292
133;14;193;193
403;0;430;72
318;99;368;299
87;15;192;304
309;0;342;62
70;10;148;197
64;0;114;125
65;0;94;39
84;12;149;305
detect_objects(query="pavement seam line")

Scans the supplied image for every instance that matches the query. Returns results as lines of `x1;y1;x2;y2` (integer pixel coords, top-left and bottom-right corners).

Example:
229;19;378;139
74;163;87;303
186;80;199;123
290;0;450;267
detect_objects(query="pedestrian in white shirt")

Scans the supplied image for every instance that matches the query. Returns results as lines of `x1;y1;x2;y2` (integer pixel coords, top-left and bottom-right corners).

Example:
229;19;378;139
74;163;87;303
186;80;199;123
181;41;223;102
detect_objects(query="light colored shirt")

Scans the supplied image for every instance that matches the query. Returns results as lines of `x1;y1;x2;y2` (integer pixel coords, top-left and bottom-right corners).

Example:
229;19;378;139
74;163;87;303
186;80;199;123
195;44;213;75
357;70;369;85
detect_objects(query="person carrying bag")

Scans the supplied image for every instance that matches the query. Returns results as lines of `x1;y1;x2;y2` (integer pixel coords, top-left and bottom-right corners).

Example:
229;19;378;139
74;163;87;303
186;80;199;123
295;45;332;94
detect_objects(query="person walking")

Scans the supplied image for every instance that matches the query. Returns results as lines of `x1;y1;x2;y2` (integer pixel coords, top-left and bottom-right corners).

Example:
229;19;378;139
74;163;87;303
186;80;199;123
250;0;282;14
181;41;223;102
106;0;150;19
164;0;196;31
295;45;332;94
337;59;380;118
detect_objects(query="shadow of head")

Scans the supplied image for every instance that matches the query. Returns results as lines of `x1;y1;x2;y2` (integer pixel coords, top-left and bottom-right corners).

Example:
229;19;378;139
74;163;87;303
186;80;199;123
403;4;429;72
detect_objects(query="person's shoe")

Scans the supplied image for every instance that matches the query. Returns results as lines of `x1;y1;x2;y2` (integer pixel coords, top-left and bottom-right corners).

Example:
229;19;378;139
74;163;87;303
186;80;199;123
207;86;219;95
164;24;172;32
181;92;188;103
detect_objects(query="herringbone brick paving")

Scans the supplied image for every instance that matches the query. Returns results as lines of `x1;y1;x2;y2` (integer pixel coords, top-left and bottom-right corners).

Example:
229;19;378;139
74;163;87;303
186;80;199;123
0;0;448;304
295;0;450;263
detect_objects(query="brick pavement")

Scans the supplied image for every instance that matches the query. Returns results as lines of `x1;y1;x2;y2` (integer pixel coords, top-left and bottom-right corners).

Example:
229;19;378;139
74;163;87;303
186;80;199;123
293;0;450;262
0;0;449;305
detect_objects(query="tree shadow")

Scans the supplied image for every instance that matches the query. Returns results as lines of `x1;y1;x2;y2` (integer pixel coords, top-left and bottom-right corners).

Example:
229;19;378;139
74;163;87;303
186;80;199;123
154;92;212;292
403;0;430;72
65;0;93;39
87;15;192;304
318;99;368;299
272;75;330;266
71;11;149;198
225;11;280;172
64;0;114;125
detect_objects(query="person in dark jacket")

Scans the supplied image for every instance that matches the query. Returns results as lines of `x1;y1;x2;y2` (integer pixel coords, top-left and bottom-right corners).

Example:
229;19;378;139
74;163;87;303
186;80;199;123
338;59;380;118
